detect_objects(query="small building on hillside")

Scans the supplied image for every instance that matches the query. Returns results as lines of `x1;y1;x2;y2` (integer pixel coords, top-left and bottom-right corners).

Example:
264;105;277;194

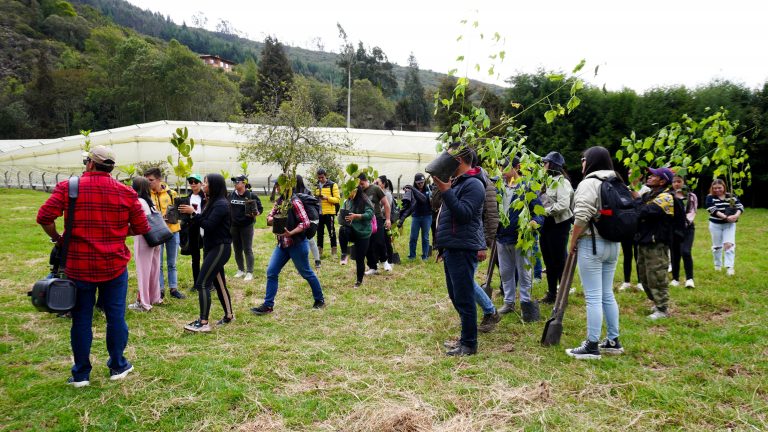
199;55;236;71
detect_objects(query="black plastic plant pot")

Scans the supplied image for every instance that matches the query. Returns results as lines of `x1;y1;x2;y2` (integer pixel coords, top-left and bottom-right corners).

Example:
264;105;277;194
272;216;287;234
425;150;459;183
339;209;352;227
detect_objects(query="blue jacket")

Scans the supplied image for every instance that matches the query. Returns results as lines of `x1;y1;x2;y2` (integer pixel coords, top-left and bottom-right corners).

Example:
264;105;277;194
496;182;544;245
435;167;486;251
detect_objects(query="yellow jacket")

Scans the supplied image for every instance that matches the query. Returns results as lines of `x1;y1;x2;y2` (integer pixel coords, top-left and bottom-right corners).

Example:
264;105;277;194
150;184;180;233
314;181;340;215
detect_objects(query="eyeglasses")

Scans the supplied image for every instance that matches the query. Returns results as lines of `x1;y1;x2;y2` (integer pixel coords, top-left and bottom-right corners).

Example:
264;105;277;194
82;157;91;166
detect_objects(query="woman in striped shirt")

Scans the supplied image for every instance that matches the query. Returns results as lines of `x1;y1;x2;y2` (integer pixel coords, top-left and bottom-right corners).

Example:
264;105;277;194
705;179;744;276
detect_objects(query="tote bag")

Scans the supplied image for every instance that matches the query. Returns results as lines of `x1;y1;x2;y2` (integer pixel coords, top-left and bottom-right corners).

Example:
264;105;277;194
143;210;173;247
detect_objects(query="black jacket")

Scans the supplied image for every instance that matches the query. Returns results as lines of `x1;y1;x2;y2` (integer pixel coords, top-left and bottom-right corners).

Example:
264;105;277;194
229;190;262;227
191;197;232;250
635;187;675;245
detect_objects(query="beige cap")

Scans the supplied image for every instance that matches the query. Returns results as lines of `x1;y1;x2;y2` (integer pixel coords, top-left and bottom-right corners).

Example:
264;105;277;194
87;145;116;165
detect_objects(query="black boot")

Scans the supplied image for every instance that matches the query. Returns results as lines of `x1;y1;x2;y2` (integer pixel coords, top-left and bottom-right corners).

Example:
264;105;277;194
541;291;557;304
521;301;541;323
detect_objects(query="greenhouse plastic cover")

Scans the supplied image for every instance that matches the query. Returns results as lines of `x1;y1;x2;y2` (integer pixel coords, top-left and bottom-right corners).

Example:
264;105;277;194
0;121;444;190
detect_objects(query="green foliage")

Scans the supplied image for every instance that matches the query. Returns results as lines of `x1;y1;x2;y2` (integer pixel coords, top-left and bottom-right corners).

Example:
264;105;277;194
136;160;169;177
166;127;195;192
395;54;431;131
255;36;294;113
340;163;378;197
79;129;91;152
339;79;394;129
41;0;77;18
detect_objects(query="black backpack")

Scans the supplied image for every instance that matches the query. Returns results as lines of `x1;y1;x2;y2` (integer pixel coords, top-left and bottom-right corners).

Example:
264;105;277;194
590;176;638;251
672;195;687;239
294;193;321;239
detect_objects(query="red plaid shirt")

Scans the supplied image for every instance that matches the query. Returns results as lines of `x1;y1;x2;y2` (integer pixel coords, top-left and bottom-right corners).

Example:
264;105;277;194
37;171;151;282
268;197;310;248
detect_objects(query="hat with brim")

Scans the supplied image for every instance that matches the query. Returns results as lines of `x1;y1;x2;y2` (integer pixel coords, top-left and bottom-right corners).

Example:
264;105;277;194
187;174;202;183
542;151;565;169
648;167;674;185
231;175;248;183
86;145;116;165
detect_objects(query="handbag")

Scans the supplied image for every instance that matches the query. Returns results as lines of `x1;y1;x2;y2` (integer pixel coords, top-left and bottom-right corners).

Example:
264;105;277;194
143;208;174;247
29;177;79;313
371;214;378;234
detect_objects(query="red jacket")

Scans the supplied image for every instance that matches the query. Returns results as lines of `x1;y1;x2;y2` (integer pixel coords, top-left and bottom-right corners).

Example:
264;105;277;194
37;171;150;282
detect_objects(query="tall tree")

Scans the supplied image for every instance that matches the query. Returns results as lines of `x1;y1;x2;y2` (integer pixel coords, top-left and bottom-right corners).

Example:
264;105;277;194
239;57;259;113
395;53;431;130
254;36;293;113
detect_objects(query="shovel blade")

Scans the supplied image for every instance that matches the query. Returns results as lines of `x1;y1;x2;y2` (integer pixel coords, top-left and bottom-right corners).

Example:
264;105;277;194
541;320;563;346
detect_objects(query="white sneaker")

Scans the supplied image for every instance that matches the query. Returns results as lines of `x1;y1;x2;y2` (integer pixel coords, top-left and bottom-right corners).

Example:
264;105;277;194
364;268;379;275
383;261;393;272
619;282;631;291
243;272;253;281
669;280;680;287
569;287;576;295
726;268;735;276
648;310;668;320
685;279;695;288
128;301;148;312
636;283;644;292
234;270;245;278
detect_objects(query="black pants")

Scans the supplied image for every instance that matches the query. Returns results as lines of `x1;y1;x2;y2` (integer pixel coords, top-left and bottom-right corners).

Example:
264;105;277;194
189;229;202;284
365;217;388;270
339;226;371;283
196;243;233;322
317;214;337;249
621;239;640;283
231;224;254;273
671;225;695;280
540;217;571;297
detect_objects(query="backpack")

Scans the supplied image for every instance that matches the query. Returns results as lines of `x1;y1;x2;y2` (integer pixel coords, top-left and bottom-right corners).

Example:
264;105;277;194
590;176;638;251
294;193;321;239
672;195;687;239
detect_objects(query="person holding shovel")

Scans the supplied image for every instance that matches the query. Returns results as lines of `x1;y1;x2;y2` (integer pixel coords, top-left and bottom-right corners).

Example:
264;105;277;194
565;146;624;360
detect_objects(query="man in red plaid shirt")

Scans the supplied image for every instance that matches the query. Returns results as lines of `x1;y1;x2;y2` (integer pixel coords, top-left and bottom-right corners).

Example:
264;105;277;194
37;146;150;388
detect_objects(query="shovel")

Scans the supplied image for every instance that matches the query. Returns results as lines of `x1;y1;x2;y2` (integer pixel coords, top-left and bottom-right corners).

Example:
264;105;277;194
541;249;578;346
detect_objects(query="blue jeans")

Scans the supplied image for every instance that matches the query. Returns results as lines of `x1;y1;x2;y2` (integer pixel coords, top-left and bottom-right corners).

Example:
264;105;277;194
533;238;542;279
159;232;179;290
577;237;620;342
497;241;533;305
264;240;324;307
474;281;495;315
443;249;478;349
70;270;130;381
409;215;432;259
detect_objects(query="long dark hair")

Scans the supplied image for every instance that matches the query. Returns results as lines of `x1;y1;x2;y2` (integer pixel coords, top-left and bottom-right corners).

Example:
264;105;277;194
352;185;373;213
294;174;308;195
132;177;155;210
582;146;614;176
378;175;393;192
203;173;228;215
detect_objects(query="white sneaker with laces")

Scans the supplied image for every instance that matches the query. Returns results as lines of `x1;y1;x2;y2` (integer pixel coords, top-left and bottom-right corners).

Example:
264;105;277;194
648;310;668;320
243;272;253;281
636;283;644;292
383;261;393;272
619;282;631;291
234;270;245;278
669;280;680;287
685;279;695;288
364;268;379;275
128;302;147;312
726;268;735;276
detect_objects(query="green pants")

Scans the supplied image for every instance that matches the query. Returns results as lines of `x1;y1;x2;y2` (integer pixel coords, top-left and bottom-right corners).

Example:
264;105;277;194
637;242;669;312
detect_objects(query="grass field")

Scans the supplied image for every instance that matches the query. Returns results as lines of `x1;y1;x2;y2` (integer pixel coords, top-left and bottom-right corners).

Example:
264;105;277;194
0;188;766;431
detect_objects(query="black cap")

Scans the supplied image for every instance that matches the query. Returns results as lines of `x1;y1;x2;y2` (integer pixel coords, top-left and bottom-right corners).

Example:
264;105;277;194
231;175;248;183
414;173;426;182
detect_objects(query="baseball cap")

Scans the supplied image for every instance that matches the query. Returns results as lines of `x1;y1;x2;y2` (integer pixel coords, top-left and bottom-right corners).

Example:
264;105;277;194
648;167;674;184
414;173;426;182
187;174;202;183
231;175;248;183
85;145;116;165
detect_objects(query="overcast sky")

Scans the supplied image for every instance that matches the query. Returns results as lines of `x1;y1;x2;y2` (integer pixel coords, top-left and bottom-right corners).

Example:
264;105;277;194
125;0;767;92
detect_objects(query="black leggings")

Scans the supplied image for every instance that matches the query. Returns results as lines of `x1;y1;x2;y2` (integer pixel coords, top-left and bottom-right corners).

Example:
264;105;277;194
540;217;570;296
365;218;387;270
621;239;639;283
189;230;201;284
339;226;371;283
317;214;337;248
671;225;695;280
197;243;233;322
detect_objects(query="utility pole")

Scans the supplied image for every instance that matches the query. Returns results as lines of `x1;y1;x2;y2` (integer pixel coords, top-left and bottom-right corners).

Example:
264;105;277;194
337;23;354;129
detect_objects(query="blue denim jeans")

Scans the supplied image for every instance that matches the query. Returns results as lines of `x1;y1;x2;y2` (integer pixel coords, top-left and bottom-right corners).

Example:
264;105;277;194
577;237;620;342
533;237;542;279
159;231;179;290
497;241;533;305
473;281;495;315
443;249;478;349
709;221;736;269
264;239;324;307
70;270;130;381
409;215;432;259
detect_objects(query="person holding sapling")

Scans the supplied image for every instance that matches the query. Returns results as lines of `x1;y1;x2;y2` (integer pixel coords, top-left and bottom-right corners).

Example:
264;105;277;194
705;179;744;276
398;173;433;261
337;185;375;287
375;175;397;269
251;175;325;315
180;174;206;284
229;175;262;282
314;168;340;258
358;173;392;274
670;175;697;288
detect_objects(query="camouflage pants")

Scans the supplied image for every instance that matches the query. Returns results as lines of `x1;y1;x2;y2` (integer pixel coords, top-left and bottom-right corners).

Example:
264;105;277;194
637;242;669;312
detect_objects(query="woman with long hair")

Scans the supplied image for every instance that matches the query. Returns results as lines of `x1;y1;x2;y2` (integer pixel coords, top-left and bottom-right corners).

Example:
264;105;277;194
128;177;162;311
565;146;623;360
338;185;375;287
539;151;574;304
375;175;396;269
705;178;744;276
182;174;206;284
670;175;697;287
179;174;234;332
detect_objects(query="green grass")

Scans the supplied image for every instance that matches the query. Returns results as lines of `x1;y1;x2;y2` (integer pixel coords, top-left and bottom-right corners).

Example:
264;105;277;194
0;188;766;431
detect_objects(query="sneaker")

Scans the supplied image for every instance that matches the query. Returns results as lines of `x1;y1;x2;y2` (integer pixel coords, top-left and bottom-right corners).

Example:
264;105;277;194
446;344;477;356
234;270;245;278
67;377;90;388
598;338;625;355
619;282;631;291
364;268;379;276
109;364;134;381
685;279;695;288
533;277;542;284
353;281;362;288
250;304;273;315
243;272;254;281
312;300;326;309
635;283;644;292
170;289;186;299
648;310;669;320
340;255;348;265
726;267;735;276
498;303;515;315
127;301;147;312
383;261;393;272
669;280;680;287
569;287;576;295
216;315;234;326
184;320;211;332
478;312;501;333
565;340;601;360
714;266;722;272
